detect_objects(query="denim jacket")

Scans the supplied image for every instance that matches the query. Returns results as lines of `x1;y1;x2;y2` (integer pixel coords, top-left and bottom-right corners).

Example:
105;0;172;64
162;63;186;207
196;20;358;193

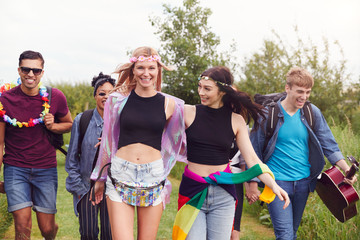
65;108;103;216
250;97;344;191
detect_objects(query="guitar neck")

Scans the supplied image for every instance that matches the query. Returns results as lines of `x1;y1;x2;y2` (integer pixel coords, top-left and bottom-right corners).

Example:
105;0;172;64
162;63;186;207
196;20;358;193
346;156;359;179
345;163;359;179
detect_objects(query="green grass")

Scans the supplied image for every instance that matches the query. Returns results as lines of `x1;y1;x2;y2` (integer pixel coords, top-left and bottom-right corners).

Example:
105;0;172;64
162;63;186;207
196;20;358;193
238;212;275;240
0;175;12;239
54;155;81;239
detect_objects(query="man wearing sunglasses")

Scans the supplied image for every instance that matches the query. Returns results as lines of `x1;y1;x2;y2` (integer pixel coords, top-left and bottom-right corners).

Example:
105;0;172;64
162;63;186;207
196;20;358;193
0;50;73;240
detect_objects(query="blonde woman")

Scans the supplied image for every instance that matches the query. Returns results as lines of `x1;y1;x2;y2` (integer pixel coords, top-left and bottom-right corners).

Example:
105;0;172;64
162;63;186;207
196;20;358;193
90;47;186;240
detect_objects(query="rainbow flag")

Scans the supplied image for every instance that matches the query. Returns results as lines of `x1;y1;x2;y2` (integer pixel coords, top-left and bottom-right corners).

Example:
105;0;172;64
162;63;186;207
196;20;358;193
172;163;275;240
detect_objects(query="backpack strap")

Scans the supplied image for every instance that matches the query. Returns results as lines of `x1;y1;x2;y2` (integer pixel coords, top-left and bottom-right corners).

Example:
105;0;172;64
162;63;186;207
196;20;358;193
263;102;279;152
45;86;67;155
90;131;103;175
263;101;315;152
46;86;52;105
57;143;68;155
303;101;315;130
78;109;95;157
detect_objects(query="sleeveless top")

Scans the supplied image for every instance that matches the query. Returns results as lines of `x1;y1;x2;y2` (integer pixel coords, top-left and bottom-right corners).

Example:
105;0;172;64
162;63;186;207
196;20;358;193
186;104;235;165
118;90;166;151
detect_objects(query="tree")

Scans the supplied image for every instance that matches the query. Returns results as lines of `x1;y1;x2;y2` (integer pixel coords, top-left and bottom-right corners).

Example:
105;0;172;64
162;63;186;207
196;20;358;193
343;78;360;133
150;0;237;104
52;82;94;117
238;28;351;124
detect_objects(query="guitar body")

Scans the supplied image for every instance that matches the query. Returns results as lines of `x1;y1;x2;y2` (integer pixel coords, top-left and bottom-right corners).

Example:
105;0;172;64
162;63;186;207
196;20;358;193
316;166;359;222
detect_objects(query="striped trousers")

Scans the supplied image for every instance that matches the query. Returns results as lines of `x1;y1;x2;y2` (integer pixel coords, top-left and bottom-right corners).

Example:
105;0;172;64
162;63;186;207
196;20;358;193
77;190;112;240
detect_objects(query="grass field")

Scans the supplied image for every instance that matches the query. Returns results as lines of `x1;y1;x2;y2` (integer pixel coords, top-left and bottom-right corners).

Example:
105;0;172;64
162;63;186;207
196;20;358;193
1;124;360;239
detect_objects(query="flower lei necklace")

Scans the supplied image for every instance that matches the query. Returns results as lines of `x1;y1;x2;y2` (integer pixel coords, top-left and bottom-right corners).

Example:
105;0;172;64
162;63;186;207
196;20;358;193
0;79;50;128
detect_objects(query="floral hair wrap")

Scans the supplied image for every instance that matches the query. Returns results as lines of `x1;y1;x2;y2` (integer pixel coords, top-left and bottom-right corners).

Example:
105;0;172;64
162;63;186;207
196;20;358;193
128;55;173;71
198;75;231;87
129;55;161;63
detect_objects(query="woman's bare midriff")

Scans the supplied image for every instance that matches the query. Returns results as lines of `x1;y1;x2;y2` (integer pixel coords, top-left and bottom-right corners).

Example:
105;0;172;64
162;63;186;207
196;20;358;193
187;161;229;177
115;143;162;164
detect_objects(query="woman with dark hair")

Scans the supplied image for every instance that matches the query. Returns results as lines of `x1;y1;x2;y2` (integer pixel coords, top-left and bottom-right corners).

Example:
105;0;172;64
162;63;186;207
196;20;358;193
65;72;115;240
90;47;186;240
173;66;289;240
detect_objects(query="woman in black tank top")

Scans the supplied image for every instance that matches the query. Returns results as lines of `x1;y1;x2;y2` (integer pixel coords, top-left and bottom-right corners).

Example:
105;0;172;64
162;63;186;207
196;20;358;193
90;47;186;240
179;66;290;240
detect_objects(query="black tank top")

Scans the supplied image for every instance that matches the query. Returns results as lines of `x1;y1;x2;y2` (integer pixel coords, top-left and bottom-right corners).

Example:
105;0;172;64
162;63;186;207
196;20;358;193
186;105;235;165
118;90;166;151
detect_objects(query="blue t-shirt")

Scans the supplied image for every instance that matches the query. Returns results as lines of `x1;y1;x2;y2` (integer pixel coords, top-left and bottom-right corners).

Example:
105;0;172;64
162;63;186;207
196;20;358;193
266;105;311;181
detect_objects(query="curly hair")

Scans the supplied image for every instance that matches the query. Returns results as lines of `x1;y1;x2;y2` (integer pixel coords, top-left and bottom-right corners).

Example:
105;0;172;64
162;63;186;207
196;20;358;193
92;72;116;96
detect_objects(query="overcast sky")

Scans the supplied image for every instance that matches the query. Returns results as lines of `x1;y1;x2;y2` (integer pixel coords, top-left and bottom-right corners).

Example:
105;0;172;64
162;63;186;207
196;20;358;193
1;0;359;85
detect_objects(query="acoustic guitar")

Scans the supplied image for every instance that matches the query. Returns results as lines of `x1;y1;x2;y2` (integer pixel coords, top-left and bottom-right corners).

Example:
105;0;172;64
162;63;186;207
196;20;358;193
316;156;359;222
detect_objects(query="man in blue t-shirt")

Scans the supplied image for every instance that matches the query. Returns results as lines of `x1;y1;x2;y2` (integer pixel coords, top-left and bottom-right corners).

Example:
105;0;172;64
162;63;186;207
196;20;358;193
0;50;73;240
250;67;357;240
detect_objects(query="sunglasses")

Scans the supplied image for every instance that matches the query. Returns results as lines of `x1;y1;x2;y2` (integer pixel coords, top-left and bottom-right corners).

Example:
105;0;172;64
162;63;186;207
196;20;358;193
98;92;107;97
20;67;43;76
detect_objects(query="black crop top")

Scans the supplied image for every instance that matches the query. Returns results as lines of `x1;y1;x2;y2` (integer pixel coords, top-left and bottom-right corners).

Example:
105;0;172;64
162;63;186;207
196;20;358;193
118;90;166;151
186;104;235;165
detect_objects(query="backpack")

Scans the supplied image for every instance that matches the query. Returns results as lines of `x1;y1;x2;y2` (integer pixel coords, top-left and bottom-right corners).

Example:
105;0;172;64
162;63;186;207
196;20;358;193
254;92;315;151
77;108;100;174
77;109;95;156
44;86;67;156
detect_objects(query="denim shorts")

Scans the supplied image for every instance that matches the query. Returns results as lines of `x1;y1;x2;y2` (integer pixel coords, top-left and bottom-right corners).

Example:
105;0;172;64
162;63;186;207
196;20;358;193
4;164;58;214
106;156;165;206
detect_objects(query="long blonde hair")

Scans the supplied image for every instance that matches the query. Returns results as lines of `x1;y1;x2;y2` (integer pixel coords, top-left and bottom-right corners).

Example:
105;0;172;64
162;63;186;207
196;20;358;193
112;46;172;94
